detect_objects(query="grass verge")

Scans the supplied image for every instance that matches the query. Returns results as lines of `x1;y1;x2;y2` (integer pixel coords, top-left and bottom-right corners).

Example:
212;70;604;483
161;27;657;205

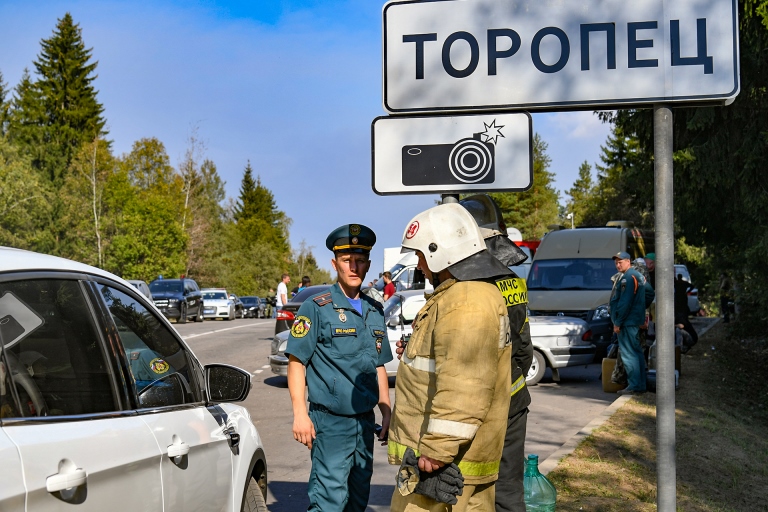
546;321;768;511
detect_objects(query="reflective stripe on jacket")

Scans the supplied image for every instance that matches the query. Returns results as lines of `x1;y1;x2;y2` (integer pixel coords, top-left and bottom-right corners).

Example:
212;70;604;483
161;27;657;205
388;279;512;485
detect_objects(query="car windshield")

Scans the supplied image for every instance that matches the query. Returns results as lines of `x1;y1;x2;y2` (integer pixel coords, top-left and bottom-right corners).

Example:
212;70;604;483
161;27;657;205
527;258;617;291
383;294;403;320
241;297;257;305
149;281;182;293
674;265;691;282
203;291;227;300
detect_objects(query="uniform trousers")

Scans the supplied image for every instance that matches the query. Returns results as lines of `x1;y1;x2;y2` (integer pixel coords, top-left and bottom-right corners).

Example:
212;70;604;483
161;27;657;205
390;481;495;511
307;404;375;512
495;407;528;512
617;325;646;392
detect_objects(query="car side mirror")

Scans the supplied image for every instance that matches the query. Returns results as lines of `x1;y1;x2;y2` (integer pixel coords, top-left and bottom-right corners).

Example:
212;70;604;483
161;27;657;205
387;316;400;328
205;364;251;403
138;373;188;408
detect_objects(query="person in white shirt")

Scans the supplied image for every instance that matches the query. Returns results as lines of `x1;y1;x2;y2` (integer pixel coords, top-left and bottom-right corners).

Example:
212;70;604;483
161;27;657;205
276;274;290;309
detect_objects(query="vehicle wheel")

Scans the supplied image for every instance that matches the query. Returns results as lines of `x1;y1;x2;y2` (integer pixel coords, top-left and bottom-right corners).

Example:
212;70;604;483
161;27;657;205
195;304;204;322
241;475;268;512
526;350;546;385
226;308;233;321
179;303;187;324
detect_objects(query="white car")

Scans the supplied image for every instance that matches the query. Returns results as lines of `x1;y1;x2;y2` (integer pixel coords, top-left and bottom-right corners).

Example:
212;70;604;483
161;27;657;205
382;291;595;385
674;264;701;315
0;247;268;511
202;288;236;320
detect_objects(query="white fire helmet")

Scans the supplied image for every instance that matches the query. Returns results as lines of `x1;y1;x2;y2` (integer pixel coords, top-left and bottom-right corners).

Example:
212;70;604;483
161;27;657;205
401;203;485;274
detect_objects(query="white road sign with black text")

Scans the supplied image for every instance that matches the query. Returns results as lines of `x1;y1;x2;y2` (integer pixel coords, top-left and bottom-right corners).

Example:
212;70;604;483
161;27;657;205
383;0;739;113
372;113;532;195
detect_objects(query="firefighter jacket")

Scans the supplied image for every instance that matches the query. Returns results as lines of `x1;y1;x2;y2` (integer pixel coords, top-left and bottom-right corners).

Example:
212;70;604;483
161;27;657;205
493;273;533;414
388;278;512;485
610;267;647;327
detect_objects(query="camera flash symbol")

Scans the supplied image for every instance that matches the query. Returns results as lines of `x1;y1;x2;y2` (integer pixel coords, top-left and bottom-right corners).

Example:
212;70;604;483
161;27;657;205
481;120;505;145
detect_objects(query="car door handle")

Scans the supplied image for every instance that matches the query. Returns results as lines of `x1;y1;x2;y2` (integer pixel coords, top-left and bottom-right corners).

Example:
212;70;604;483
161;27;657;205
46;467;87;493
167;440;190;459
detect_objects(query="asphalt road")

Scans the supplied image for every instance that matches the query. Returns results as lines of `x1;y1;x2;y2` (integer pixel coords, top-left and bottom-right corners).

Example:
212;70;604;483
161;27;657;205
175;317;652;511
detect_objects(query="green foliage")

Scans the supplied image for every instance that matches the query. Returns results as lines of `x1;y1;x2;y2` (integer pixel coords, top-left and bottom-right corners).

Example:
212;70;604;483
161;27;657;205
9;13;106;185
580;123;653;228
600;1;768;330
565;161;595;226
0;137;53;249
488;134;560;239
0;71;10;136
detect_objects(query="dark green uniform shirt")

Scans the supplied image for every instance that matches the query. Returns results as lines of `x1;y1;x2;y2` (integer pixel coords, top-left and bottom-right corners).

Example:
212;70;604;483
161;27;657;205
285;283;393;416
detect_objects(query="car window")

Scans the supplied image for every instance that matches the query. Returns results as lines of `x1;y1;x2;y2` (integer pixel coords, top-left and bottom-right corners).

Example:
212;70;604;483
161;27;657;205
527;258;617;291
0;280;117;418
203;291;227;300
99;285;197;407
150;280;182;294
291;285;331;303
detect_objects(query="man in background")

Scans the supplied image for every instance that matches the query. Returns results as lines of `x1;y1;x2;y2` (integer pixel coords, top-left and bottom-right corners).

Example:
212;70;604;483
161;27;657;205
276;274;290;311
610;252;648;396
382;271;395;301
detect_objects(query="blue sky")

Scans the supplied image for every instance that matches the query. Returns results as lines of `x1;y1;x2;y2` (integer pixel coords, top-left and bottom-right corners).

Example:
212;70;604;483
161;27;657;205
0;0;610;273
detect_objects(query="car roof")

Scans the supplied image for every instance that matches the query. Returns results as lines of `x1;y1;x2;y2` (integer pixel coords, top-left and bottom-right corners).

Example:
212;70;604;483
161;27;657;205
0;246;124;282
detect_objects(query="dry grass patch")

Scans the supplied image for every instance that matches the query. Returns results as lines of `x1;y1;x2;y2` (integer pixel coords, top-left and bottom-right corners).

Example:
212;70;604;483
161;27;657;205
547;321;768;512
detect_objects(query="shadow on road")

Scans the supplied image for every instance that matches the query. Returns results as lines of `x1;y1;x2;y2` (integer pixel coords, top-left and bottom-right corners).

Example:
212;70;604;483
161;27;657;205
264;376;288;388
268;481;393;511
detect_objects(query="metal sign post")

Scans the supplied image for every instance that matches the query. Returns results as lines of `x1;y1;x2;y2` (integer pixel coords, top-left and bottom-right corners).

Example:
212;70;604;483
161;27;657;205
654;105;676;511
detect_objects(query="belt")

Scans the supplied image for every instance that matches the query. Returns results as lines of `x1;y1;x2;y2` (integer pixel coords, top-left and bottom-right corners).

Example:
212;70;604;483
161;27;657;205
309;402;373;418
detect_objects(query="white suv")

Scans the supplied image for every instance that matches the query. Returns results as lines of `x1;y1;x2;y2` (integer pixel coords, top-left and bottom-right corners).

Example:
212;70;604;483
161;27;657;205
0;247;268;511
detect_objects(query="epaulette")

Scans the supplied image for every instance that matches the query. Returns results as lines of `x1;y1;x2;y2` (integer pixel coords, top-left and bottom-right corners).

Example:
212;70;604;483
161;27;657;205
313;292;332;306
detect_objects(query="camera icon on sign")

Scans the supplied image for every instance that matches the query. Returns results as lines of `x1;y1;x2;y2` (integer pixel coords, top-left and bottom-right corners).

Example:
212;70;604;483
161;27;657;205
401;133;496;186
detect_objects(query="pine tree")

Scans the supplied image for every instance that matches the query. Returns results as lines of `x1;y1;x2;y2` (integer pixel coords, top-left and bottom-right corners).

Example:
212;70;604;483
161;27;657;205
487;134;560;239
10;13;107;184
233;162;290;253
0;70;10;136
233;161;259;222
565;161;595;227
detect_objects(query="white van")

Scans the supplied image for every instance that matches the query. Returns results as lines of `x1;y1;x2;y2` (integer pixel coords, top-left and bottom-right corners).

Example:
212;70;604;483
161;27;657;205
526;222;654;358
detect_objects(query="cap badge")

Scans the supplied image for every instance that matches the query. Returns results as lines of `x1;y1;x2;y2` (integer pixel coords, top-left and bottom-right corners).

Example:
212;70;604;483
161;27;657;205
350;224;361;235
405;221;420;240
351;237;358;244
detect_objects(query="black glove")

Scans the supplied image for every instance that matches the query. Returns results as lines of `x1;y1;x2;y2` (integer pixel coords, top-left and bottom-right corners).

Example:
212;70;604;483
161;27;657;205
396;448;464;505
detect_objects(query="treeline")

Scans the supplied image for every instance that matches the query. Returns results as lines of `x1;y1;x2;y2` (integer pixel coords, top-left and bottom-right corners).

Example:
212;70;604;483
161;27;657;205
560;2;768;329
0;13;330;295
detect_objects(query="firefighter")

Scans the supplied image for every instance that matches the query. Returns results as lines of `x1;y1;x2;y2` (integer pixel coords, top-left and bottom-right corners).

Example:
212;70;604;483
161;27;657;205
388;203;512;511
458;194;534;512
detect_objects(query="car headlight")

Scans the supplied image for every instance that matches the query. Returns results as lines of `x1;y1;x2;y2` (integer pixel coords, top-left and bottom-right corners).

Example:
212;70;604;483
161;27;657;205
593;304;610;320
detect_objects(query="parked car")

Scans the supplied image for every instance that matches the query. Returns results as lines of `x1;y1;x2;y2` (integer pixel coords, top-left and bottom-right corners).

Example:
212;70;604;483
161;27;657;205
527;221;654;358
127;279;152;300
0;246;268;511
201;288;236;320
270;289;595;385
274;285;332;335
229;293;245;319
241;296;265;318
381;291;594;384
674;264;701;315
149;277;204;323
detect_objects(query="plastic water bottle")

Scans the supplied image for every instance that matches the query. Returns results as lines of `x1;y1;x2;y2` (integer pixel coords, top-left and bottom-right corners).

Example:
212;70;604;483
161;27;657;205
523;454;557;511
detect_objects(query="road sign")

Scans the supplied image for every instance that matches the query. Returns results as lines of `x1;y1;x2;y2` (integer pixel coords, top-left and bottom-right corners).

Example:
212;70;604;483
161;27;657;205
372;112;532;195
383;0;739;113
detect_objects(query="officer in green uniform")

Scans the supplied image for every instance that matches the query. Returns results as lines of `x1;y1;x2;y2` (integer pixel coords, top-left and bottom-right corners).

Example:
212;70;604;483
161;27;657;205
286;223;393;511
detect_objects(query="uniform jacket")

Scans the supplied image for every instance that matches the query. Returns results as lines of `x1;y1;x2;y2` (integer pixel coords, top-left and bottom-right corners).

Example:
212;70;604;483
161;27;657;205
493;273;533;414
285;283;393;416
388;278;512;485
610;267;647;327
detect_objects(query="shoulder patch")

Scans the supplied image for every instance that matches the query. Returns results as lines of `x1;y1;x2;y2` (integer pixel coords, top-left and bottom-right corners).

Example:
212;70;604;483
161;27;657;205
291;316;312;338
313;292;332;306
495;277;528;307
